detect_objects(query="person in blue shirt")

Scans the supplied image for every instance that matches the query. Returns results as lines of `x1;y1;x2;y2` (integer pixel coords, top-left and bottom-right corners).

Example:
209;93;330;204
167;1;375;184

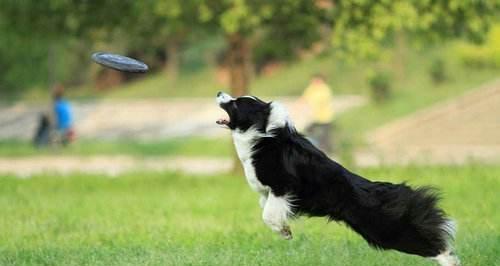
52;85;74;145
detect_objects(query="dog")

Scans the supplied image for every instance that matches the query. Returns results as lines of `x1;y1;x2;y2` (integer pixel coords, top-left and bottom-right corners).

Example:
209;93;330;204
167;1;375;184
216;92;460;266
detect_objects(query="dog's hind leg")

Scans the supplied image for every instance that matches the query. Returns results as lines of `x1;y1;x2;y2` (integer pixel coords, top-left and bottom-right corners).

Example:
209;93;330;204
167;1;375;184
262;192;293;240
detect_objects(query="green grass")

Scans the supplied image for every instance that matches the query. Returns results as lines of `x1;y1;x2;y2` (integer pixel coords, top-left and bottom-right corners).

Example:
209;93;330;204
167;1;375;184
0;165;498;265
0;138;231;158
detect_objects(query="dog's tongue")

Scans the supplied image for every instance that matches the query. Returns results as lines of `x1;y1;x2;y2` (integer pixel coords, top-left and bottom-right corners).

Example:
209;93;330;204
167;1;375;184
216;118;229;125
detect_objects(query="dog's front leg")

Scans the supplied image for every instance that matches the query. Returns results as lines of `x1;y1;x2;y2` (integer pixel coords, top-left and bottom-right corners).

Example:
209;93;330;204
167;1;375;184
262;192;293;240
259;191;268;209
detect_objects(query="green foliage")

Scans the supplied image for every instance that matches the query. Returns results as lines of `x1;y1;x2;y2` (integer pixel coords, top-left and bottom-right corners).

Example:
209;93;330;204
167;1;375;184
210;0;327;36
429;58;447;84
0;0;136;93
0;0;136;39
0;165;498;265
367;69;392;103
252;40;294;71
1;0;499;94
0;32;50;92
454;24;500;68
200;0;328;60
332;1;500;61
0;33;92;94
128;0;202;47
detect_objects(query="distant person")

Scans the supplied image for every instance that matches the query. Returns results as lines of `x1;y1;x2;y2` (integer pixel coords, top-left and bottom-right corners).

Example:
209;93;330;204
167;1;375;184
52;84;75;145
301;74;335;153
33;112;51;147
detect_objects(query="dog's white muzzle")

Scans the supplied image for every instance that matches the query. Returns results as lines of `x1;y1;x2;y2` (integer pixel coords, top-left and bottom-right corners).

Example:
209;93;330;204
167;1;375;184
216;92;234;104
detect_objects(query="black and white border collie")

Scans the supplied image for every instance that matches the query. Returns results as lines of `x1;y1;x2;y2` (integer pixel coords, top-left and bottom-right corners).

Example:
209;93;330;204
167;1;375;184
216;92;460;266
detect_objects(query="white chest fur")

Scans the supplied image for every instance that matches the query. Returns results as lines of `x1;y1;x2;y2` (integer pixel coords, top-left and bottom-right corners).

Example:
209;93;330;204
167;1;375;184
232;129;269;194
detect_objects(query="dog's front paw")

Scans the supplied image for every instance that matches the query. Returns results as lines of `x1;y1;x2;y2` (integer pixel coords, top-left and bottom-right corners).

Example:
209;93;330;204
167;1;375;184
280;225;293;240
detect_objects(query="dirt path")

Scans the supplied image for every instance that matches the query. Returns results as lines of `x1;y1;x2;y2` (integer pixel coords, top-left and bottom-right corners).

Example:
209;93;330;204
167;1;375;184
0;95;366;140
0;95;366;177
356;79;500;166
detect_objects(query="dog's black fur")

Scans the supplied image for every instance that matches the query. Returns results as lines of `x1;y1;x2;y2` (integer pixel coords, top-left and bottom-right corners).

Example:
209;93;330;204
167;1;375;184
217;94;455;258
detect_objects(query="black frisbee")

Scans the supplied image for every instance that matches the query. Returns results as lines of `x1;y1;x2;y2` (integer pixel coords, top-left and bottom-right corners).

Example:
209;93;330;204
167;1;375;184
91;52;149;73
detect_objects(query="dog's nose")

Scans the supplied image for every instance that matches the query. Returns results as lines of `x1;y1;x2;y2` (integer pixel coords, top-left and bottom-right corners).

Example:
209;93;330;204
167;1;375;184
217;91;222;97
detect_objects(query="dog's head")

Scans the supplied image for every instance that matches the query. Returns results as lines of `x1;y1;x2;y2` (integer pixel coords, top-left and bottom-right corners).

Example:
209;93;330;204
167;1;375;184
216;92;290;133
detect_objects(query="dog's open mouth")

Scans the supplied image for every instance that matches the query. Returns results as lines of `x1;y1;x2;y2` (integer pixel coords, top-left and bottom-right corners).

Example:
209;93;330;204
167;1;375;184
216;117;230;126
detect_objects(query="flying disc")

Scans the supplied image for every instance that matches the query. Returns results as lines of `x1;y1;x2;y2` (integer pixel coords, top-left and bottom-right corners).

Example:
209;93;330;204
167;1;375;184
91;52;149;73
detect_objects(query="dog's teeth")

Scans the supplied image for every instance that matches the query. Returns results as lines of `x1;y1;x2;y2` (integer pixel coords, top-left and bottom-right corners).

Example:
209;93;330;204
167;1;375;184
216;119;228;125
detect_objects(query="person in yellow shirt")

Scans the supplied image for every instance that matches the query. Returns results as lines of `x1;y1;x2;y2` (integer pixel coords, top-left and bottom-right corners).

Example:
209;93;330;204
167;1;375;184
301;74;335;153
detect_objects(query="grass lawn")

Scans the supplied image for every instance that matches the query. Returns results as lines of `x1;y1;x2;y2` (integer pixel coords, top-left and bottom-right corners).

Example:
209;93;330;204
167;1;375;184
0;138;231;158
0;165;498;265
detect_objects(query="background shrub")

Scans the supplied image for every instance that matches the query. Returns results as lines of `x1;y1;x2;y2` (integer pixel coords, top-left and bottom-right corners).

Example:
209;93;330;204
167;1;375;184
368;70;392;103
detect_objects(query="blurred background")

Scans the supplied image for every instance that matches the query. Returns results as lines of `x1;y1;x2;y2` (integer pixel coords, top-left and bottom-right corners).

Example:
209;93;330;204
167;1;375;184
1;1;500;265
0;0;499;175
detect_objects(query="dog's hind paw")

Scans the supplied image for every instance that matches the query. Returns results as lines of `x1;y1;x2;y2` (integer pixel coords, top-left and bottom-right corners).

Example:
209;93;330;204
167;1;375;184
280;226;293;240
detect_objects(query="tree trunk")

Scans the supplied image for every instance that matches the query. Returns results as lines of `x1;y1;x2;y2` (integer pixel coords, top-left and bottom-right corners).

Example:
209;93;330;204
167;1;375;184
226;33;252;174
393;31;407;81
227;33;251;96
165;40;179;81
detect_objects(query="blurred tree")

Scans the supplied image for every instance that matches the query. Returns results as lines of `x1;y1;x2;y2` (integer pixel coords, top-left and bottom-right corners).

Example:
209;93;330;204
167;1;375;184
332;1;500;61
129;1;205;80
0;0;136;92
455;24;500;68
196;0;499;95
2;0;499;94
330;0;500;102
198;0;330;96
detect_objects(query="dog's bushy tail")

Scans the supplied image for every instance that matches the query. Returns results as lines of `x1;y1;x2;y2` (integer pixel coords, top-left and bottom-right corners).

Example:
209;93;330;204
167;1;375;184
409;187;460;266
405;186;459;264
351;183;458;259
404;187;454;242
